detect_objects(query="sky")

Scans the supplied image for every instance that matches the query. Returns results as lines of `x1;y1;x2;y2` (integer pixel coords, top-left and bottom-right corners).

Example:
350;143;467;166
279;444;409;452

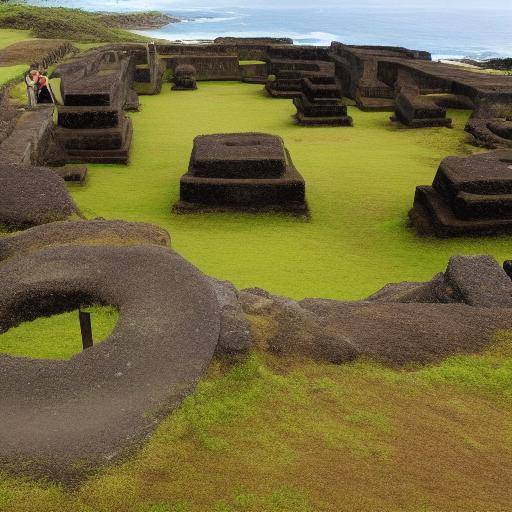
37;0;512;9
162;0;511;8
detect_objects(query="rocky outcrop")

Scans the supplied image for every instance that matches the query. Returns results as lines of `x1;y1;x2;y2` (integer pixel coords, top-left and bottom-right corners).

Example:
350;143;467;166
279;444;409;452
0;165;78;230
98;11;180;30
0;242;220;482
0;219;171;262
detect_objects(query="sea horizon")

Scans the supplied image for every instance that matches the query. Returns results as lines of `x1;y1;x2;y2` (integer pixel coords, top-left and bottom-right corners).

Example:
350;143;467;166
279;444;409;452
28;2;512;60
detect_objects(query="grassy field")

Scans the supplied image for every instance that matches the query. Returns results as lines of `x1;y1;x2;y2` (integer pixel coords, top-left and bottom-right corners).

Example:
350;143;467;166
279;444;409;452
1;338;511;511
0;29;34;89
2;75;512;512
68;82;512;301
0;306;118;359
0;28;30;50
0;63;28;86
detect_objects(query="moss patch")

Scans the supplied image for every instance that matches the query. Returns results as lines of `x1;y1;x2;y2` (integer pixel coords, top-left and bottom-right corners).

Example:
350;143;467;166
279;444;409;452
239;60;266;66
1;342;512;511
0;306;118;359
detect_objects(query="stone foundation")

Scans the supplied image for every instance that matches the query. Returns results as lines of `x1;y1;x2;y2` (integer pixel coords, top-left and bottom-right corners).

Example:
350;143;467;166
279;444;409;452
174;133;307;214
410;150;512;236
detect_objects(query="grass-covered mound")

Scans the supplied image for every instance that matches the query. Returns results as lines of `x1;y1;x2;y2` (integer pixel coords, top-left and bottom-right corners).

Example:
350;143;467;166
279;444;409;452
0;5;147;43
0;63;26;86
0;28;29;50
1;338;511;511
70;82;512;300
0;305;117;359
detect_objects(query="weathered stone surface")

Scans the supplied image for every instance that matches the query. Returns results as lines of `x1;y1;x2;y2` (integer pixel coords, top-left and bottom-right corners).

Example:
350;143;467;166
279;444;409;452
410;150;512;237
240;289;359;364
392;84;452;128
172;64;197;90
369;255;512;308
174;133;307;214
0;219;171;262
0;164;78;230
366;273;452;303
209;278;253;357
298;299;512;366
0;244;220;482
445;255;512;307
294;77;353;126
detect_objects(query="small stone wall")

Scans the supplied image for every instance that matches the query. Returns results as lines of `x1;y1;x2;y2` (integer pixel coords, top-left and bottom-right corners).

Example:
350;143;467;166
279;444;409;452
162;54;240;81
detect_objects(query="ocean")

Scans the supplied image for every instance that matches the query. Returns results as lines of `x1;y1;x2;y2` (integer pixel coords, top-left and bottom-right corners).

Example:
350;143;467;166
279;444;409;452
29;1;512;60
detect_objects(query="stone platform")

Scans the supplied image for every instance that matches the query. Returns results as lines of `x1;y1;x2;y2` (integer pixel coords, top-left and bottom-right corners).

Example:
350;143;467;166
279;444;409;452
392;85;452;128
294;78;353;126
174;133;307;214
410;150;512;236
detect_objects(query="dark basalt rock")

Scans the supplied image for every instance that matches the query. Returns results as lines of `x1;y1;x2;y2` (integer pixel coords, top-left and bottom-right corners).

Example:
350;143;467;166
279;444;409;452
369;254;512;308
392;84;452;128
465;117;512;149
52;166;88;184
240;289;359;364
266;60;335;99
0;219;171;262
297;299;512;366
52;46;150;164
172;64;197;90
0;165;78;231
293;77;353;126
242;255;512;366
409;150;512;236
174;133;307;214
445;255;512;307
209;278;253;358
0;244;221;482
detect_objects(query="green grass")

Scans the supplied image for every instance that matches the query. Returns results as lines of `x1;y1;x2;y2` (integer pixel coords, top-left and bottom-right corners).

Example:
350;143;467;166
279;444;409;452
1;338;511;511
0;28;30;49
2;82;512;511
0;306;118;359
239;61;266;66
0;63;27;86
0;5;148;43
69;81;510;301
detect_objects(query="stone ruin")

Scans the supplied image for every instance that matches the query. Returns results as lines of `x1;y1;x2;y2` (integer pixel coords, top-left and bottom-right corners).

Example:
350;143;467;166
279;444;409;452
174;133;307;214
329;43;432;112
2;217;512;480
52;48;136;165
294;77;352;126
328;42;512;142
157;44;241;82
265;45;335;99
409;150;512;236
2;35;512;483
466;116;512;150
172;64;197;90
391;83;452;128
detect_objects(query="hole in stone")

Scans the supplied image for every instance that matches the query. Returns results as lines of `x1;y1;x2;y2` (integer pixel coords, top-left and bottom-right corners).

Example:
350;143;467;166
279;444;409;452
224;140;262;147
0;305;118;360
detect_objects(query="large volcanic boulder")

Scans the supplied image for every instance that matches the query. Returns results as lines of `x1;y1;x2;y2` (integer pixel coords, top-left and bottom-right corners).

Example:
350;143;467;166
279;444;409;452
0;165;78;230
172;64;197;90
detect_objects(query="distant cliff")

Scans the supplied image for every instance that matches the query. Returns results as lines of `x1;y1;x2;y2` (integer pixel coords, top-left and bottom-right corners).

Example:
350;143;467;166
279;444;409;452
98;11;181;30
